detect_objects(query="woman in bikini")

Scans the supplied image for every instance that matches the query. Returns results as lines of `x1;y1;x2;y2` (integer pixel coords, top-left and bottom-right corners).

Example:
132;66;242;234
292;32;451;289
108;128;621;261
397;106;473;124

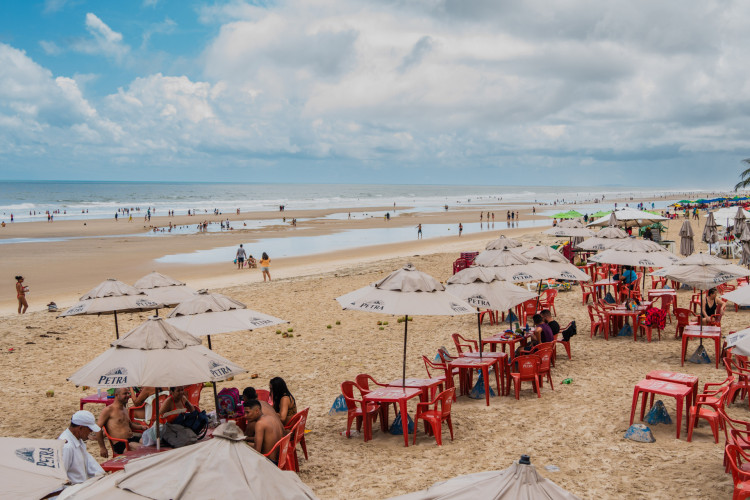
702;288;727;324
159;386;195;422
270;377;297;425
15;276;28;314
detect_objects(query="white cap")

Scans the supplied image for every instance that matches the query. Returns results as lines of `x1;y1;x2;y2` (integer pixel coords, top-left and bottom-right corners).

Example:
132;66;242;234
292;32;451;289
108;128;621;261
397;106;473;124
71;410;101;432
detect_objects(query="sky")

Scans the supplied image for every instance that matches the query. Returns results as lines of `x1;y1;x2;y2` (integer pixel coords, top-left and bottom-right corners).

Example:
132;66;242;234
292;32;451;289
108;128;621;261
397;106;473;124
0;0;748;187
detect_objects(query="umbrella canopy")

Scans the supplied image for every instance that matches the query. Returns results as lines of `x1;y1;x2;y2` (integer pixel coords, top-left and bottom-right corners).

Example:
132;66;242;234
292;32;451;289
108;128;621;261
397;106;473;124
735;207;748;237
445;268;537;311
591;210;611;218
729;330;750;358
679;220;695;257
135;272;197;307
165;293;287;337
551;210;583;219
575;226;630;251
651;253;750;290
706;207;750;226
484;235;523;250
0;437;68;500
522;246;591;282
702;212;719;247
740;223;750;267
587;208;668;228
389;458;580;500
58;421;317;500
543;226;595;238
134;272;186;289
68;317;246;388
723;285;750;307
588;247;680;268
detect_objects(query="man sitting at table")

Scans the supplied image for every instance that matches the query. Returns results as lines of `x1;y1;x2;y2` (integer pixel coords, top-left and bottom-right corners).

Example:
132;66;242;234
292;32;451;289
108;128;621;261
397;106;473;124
613;265;638;290
58;410;104;484
96;388;147;457
243;399;285;464
242;387;282;440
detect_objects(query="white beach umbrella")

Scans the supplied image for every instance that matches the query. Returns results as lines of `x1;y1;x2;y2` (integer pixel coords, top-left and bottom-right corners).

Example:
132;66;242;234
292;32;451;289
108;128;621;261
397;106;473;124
587;207;668;228
703;212;719;255
522;246;592;282
543;226;595;238
0;438;68;500
650;253;750;289
575;226;630;251
135;271;198;307
679;220;695;257
706;207;750;227
336;263;474;388
723;286;750;307
389;456;580;500
58;421;318;500
58;279;163;339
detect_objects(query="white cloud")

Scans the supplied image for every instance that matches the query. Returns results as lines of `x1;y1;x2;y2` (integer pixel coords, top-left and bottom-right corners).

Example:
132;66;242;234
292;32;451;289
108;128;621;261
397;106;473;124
39;40;63;55
71;13;130;62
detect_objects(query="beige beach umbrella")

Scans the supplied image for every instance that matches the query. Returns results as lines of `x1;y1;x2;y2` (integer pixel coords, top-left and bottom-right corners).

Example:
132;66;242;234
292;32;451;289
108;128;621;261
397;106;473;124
543;226;595;238
650;253;750;288
58;421;317;500
735;207;748;237
0;437;69;500
587;207;668;228
707;207;750;227
485;235;523;249
389;456;580;500
134;271;198;307
575;226;629;251
740;223;750;267
703;212;719;255
723;285;750;307
446;267;537;353
58;279;163;339
679;220;695;257
336;263;474;389
522;246;592;282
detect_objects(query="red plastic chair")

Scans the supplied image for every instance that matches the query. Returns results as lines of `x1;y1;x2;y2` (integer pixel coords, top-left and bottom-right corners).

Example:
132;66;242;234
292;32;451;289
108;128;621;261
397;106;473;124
674;308;700;338
708;314;723;328
510;355;541;399
690;292;704;314
422;355;456;400
580;282;595;305
284;415;307;472
478;309;497;325
184;383;203;411
356;374;399;414
129;391;169;428
536;345;554;390
552;325;572;363
340;381;380;441
588;304;607;340
726;444;750;500
103;426;130;457
539;289;558;316
451;333;478;354
521;300;541;325
637;315;661;343
725;358;750;409
687;385;729;443
412;388;455;446
719;407;750;472
264;432;293;470
255;389;272;404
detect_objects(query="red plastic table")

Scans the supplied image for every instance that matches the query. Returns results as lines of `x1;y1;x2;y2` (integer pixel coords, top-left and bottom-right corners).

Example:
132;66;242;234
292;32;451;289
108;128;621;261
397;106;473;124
645;370;699;403
457;352;508;397
681;325;722;369
363;387;422;447
629;379;693;439
606;306;649;341
101;445;171;471
594;279;619;299
79;393;115;411
387;378;445;402
481;333;530;362
449;355;503;405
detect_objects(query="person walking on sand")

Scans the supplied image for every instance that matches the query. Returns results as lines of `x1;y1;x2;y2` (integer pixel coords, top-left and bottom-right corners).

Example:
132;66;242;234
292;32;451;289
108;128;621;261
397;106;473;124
458;223;463;237
416;224;422;239
16;276;28;314
236;244;247;270
260;252;271;281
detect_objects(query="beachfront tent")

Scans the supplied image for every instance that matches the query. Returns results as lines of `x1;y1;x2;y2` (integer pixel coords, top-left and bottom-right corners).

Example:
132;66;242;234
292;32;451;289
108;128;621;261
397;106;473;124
389;456;581;500
134;271;198;307
705;207;750;227
703;212;719;255
58;421;318;500
336;264;474;389
575;226;629;251
587;208;668;228
0;437;69;500
58;279;163;339
446;267;537;353
679;220;695;257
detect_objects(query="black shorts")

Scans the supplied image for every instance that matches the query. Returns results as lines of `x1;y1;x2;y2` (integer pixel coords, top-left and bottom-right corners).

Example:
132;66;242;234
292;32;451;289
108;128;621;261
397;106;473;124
238;257;245;263
112;436;140;454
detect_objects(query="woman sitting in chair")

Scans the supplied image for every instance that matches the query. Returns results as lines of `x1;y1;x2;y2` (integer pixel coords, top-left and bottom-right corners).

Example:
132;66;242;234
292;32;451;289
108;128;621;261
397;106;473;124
270;377;297;425
702;288;727;323
160;386;195;422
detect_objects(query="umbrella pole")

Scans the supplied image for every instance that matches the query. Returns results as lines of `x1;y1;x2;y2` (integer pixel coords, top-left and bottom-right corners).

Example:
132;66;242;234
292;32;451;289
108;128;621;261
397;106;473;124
402;316;408;392
535;281;542;310
114;311;119;340
476;309;483;359
155;387;161;451
207;335;220;413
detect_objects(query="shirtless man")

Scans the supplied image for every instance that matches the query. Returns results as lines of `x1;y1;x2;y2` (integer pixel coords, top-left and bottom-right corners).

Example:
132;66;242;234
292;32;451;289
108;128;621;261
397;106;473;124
243;399;284;464
242;387;282;439
96;388;147;457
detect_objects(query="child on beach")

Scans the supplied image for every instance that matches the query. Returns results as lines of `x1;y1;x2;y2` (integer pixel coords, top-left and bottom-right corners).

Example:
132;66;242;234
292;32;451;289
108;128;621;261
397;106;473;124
260;252;271;281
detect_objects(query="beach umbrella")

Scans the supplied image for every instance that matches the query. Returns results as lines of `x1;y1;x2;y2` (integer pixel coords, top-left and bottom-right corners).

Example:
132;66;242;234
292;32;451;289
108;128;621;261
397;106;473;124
389;455;580;500
707;207;750;227
165;292;287;411
522;246;592;282
702;212;719;255
336;264;474;389
543;226;595;238
679;220;695;257
446;267;537;355
723;285;750;307
58;279;163;339
68;317;246;449
551;210;583;219
740;223;750;267
735;207;748;237
134;271;198;307
587;208;668;228
591;210;611;218
588;240;680;295
57;421;318;500
0;437;69;500
575;226;629;251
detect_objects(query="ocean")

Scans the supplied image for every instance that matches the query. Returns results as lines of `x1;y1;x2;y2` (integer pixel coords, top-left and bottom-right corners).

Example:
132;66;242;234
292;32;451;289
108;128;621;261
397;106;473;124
0;181;696;223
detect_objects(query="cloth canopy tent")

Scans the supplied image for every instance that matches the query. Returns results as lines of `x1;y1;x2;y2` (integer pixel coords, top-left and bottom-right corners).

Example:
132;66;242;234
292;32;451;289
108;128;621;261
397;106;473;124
587;208;668;228
389;456;581;500
58;421;318;500
134;271;198;307
336;264;474;389
0;437;69;500
679;220;695;257
58;279;163;339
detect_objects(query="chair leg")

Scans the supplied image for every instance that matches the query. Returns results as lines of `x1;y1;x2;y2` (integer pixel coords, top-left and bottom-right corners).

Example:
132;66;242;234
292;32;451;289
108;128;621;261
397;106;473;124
300;436;308;460
687;408;696;442
534;377;541;398
432;420;443;446
547;372;554;390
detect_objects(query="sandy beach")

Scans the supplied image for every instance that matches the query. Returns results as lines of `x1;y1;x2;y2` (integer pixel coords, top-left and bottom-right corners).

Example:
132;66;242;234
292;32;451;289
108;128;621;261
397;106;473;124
0;197;742;499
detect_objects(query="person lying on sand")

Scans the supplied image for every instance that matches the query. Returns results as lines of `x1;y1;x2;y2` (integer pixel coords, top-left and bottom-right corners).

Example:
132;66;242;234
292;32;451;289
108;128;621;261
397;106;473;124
96;388;146;457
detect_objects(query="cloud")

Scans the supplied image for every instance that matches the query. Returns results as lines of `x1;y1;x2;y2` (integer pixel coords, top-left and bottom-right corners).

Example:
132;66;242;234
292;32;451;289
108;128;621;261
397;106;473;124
143;0;160;7
39;40;63;55
70;13;130;62
141;17;177;49
43;0;71;14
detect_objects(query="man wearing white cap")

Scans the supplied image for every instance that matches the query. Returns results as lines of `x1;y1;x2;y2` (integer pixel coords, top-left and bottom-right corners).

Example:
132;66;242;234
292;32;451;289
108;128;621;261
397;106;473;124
58;410;105;484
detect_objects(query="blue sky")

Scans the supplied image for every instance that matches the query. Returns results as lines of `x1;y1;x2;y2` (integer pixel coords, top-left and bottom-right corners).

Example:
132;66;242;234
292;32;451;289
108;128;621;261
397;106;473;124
0;1;747;187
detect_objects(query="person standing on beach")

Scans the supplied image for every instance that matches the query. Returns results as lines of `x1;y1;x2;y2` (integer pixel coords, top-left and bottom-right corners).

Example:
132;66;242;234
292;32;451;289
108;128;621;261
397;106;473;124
416;224;422;239
236;244;247;269
458;223;463;236
260;252;271;281
16;276;28;314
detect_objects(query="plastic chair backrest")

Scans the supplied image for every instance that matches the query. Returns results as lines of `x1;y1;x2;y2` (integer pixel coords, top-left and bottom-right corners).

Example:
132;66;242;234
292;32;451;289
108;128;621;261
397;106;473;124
515;355;541;378
255;389;271;404
537;347;553;371
523;300;538;316
451;333;476;354
437;387;455;417
545;289;558;301
340;381;360;411
266;432;292;469
587;304;597;322
286;416;306;449
354;374;378;393
674;308;693;325
726;444;750;485
185;383;203;408
422;355;446;379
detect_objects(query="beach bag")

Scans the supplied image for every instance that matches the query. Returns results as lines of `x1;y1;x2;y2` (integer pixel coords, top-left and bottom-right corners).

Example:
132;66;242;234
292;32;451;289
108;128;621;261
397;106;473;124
140;423;161;447
618;323;633;337
161;422;198;448
561;321;577;341
217;388;243;417
389;413;414;435
604;293;616;304
173;409;209;438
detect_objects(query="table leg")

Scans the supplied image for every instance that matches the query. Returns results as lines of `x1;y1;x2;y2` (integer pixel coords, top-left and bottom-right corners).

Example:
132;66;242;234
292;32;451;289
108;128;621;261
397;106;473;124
399;400;409;447
640;391;648;421
629;388;640;425
483;367;490;406
493;360;503;397
715;337;721;369
681;336;688;366
676;396;683;439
